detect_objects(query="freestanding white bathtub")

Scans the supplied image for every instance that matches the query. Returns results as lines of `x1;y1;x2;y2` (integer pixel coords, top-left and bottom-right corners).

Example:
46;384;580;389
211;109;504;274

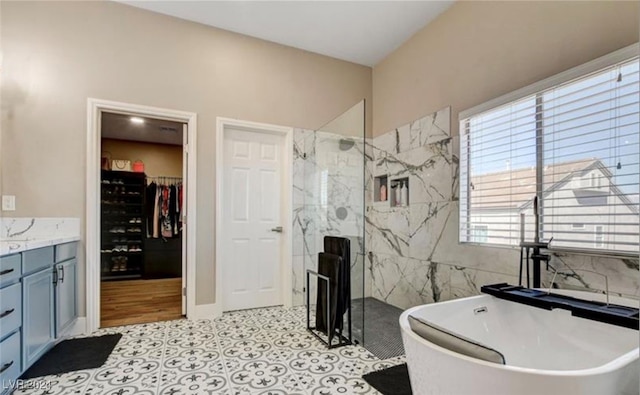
400;291;639;395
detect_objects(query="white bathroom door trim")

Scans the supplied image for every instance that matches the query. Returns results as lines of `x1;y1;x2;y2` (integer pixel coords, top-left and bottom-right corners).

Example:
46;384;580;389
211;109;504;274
215;117;293;315
86;98;198;334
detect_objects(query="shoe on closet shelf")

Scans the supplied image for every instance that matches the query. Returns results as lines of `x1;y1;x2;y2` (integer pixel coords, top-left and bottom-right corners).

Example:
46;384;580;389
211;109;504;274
119;257;128;271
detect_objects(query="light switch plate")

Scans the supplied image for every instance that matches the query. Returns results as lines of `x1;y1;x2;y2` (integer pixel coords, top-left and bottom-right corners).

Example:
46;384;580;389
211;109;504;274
2;195;16;211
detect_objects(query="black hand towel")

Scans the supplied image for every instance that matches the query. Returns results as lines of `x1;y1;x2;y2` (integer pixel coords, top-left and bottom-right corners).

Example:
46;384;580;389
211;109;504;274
324;236;351;330
315;252;342;338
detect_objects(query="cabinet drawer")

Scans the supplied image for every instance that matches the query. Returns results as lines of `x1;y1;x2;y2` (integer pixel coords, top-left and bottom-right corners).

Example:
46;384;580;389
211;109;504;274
22;246;54;275
0;331;21;385
0;283;21;340
55;242;77;263
0;255;21;288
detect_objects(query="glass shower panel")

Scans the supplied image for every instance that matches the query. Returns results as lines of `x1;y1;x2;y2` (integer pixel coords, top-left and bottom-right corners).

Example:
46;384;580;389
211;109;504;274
301;100;366;345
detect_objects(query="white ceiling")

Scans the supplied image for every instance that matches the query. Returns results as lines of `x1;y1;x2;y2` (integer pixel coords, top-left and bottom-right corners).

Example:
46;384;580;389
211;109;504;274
116;1;454;66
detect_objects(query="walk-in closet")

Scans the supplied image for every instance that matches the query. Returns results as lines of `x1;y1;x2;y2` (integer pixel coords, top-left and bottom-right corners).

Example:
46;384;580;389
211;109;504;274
99;112;186;327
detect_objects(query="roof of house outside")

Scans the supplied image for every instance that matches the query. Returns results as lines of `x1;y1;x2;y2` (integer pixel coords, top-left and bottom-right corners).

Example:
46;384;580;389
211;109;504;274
469;158;638;213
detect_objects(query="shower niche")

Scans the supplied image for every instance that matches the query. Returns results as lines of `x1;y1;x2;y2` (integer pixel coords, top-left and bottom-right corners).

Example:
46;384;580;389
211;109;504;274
373;175;409;207
373;175;388;203
390;177;409;207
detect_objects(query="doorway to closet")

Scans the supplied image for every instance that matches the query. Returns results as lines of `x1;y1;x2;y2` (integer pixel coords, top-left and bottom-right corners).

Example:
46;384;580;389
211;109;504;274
99;111;187;327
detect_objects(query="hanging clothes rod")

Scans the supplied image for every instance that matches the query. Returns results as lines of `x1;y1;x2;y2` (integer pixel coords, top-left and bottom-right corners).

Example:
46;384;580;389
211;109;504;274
146;175;183;185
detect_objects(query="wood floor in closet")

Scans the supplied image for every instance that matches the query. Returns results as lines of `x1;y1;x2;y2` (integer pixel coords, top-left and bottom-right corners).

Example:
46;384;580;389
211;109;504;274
100;277;183;328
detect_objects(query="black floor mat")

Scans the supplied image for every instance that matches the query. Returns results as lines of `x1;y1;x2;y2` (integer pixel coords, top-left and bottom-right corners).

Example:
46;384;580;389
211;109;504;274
362;363;412;395
21;334;122;379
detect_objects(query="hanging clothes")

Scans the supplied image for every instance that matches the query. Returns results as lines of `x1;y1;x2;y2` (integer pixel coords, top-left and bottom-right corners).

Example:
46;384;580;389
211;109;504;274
153;184;160;238
145;182;157;238
145;177;184;239
160;185;172;238
169;184;178;236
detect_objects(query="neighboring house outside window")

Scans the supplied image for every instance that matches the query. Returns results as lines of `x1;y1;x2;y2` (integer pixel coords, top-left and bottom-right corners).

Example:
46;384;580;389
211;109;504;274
470;225;488;243
595;225;605;248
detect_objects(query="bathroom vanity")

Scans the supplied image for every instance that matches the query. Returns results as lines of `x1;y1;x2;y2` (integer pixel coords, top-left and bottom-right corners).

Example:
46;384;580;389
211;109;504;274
0;238;79;392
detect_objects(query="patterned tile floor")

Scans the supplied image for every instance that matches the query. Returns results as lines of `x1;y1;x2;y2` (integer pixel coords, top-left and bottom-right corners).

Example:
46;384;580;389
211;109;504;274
15;306;405;394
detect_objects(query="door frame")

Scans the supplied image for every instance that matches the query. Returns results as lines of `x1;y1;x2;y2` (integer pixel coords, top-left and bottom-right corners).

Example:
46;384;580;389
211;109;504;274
215;117;293;314
86;98;197;333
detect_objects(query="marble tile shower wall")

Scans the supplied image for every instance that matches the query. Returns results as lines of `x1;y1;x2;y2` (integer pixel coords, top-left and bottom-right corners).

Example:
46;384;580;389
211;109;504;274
365;107;639;311
292;129;366;306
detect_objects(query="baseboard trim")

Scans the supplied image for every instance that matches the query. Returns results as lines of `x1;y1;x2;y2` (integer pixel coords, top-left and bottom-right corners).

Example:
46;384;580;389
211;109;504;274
63;317;87;337
191;303;222;320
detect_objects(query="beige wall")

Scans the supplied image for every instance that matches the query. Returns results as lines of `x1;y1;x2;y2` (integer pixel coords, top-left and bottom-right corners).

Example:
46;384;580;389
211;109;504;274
371;0;639;297
102;139;183;178
320;100;365;139
373;1;640;137
0;1;372;311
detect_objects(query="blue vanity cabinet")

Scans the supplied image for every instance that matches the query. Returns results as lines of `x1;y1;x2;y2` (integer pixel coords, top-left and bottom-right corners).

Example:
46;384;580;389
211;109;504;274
22;251;55;370
0;241;78;389
0;253;22;391
54;242;77;337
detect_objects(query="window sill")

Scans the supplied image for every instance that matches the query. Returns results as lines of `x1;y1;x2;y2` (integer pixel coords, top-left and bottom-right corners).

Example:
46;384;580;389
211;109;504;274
459;241;639;261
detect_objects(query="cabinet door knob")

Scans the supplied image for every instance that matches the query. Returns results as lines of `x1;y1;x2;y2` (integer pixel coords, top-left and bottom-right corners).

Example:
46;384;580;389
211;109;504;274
0;360;14;374
0;268;14;276
270;226;283;233
60;267;65;283
0;308;14;319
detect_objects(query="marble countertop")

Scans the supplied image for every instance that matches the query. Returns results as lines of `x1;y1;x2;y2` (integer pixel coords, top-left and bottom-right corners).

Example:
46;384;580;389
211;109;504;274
0;235;81;256
0;217;81;256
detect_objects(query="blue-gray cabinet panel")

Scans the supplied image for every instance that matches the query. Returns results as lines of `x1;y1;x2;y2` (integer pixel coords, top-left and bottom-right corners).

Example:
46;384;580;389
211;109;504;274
0;331;20;389
54;242;77;263
22;268;54;370
22;247;54;276
0;255;21;288
0;283;21;340
55;259;77;337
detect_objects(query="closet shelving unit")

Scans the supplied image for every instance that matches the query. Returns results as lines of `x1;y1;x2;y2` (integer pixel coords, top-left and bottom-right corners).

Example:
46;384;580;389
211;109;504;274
100;170;146;281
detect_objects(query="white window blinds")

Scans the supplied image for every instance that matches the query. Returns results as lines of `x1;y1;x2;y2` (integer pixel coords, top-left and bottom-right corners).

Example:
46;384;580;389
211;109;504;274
459;46;639;255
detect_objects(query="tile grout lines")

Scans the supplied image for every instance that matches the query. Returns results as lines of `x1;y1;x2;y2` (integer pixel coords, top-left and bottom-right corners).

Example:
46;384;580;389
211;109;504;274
154;322;169;394
14;306;402;394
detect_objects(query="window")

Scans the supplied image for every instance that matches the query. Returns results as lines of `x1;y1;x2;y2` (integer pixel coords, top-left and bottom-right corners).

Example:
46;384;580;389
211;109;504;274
459;45;639;255
470;225;488;243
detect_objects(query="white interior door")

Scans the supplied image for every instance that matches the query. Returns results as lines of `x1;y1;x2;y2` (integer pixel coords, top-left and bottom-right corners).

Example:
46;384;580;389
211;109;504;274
222;128;284;311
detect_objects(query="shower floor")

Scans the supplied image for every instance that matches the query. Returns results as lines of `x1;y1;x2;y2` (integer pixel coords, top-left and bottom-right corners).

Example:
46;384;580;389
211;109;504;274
352;297;405;360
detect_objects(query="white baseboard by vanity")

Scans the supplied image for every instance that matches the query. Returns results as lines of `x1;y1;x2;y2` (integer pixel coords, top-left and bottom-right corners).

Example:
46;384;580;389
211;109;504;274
61;317;87;337
191;303;222;320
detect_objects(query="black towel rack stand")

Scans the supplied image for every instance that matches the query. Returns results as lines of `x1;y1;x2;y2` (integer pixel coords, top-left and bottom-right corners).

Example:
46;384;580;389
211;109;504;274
306;269;352;349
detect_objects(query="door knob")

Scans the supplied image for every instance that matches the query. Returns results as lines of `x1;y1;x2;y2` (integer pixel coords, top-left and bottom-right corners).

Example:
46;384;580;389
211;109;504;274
270;226;283;233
